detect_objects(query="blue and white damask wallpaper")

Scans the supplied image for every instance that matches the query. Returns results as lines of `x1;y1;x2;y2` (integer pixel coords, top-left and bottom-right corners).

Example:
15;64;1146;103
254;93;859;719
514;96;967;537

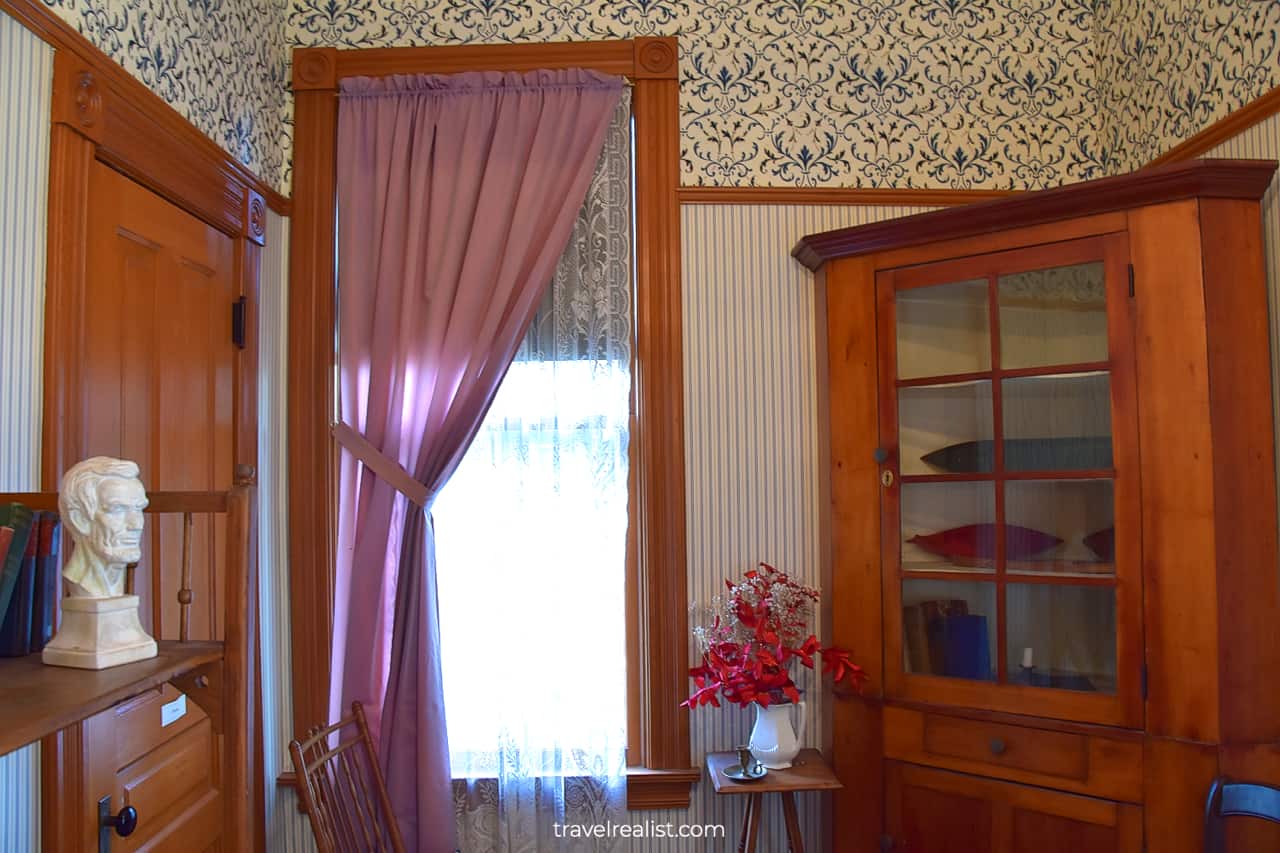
36;0;1280;194
41;0;292;191
285;0;1100;191
1094;0;1280;175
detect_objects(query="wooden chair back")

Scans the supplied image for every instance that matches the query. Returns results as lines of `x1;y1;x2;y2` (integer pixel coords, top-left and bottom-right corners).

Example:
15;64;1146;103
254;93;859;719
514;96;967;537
290;701;406;853
1204;777;1280;852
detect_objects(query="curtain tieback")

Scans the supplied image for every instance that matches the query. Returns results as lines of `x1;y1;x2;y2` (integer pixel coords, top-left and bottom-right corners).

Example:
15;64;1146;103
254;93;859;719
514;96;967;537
332;421;430;508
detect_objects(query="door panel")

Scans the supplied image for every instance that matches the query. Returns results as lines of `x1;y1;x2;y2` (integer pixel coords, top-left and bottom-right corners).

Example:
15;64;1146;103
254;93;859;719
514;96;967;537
899;778;993;851
1010;809;1116;853
84;162;235;642
886;761;1141;853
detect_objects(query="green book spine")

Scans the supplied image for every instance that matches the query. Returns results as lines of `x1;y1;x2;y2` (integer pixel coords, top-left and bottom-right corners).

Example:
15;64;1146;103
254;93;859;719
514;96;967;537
0;503;35;622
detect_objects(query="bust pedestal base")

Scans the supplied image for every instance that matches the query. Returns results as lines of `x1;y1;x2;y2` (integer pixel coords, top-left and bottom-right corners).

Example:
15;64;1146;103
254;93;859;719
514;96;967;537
42;595;157;670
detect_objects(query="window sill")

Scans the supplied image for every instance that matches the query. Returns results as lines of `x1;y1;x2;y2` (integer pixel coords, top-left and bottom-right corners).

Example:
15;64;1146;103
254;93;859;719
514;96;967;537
625;765;701;810
283;766;701;811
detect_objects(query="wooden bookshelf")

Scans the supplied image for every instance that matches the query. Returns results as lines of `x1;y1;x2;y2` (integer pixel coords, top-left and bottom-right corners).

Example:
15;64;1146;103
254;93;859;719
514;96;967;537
0;640;222;756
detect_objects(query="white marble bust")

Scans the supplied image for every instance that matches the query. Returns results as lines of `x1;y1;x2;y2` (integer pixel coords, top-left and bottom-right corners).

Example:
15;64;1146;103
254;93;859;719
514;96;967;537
58;456;149;598
44;456;157;669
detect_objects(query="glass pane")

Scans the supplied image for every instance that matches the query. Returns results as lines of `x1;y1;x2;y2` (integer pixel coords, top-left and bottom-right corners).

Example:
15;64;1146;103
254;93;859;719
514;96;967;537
1004;480;1115;576
900;381;994;476
1006;584;1116;694
897;279;991;380
902;481;996;573
999;261;1108;370
902;578;997;681
1002;372;1112;471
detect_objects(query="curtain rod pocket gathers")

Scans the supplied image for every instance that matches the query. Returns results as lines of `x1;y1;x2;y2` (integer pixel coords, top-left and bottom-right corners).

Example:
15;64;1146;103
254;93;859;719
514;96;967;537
339;70;627;99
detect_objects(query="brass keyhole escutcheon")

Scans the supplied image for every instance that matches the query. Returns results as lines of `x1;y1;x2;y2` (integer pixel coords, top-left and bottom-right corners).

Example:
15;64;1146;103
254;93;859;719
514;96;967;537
881;470;894;487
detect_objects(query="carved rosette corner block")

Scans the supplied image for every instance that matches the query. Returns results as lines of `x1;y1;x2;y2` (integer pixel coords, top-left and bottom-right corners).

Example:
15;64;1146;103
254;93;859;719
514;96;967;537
292;48;338;92
52;51;106;143
74;72;103;128
244;190;266;246
633;37;679;80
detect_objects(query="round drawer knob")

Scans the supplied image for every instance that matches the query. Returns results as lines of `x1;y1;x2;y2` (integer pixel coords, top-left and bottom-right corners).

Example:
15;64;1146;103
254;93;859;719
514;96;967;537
103;804;138;837
989;737;1008;756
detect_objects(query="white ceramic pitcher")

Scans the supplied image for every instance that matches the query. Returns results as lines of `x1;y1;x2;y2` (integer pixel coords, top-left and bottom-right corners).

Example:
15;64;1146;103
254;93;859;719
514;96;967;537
748;700;807;769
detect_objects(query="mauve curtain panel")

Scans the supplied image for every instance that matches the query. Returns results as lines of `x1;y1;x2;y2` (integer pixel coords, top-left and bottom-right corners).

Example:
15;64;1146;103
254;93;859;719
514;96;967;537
332;69;624;851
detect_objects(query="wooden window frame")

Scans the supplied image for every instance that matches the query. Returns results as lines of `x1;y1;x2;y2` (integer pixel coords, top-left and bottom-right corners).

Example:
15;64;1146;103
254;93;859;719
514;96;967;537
287;37;698;809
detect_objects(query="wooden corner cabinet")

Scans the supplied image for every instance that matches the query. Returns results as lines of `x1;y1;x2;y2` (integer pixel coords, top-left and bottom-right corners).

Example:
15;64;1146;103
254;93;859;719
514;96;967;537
795;159;1280;853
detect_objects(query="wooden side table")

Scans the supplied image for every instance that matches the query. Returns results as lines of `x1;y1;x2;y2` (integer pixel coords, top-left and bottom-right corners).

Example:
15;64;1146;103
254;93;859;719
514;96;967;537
707;748;842;853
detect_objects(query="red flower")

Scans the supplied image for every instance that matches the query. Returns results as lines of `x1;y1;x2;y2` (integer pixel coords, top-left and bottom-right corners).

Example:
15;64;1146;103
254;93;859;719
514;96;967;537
684;563;866;709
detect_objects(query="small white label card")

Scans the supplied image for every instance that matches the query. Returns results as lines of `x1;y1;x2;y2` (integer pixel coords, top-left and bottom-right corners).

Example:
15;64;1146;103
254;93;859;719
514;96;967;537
161;694;187;727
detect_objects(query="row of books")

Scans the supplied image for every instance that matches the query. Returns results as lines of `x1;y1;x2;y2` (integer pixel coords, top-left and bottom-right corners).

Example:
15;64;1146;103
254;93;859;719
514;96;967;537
0;503;61;658
903;599;993;681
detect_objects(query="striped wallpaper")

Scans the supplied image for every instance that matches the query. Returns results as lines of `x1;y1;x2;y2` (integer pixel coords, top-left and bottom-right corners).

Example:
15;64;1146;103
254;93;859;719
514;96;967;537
656;204;934;852
258;211;317;852
0;9;52;853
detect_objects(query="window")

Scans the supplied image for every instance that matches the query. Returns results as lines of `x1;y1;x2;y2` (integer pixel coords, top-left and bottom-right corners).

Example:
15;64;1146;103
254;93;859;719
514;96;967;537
435;359;631;772
434;94;634;779
287;39;694;809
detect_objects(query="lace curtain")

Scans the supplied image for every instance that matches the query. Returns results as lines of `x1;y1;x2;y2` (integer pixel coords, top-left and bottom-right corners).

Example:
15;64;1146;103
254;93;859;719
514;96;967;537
433;90;633;853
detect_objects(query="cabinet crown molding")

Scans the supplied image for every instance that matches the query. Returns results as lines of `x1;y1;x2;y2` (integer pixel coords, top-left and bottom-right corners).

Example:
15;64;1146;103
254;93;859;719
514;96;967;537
792;158;1278;272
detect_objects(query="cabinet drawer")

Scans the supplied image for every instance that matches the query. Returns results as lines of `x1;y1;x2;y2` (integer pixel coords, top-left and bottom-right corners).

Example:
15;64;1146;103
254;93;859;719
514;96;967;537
108;683;207;768
884;706;1143;802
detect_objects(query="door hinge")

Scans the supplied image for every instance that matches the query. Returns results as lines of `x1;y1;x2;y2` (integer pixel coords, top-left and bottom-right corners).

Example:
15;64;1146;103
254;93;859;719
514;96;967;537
231;296;247;349
1127;263;1135;298
1141;663;1148;700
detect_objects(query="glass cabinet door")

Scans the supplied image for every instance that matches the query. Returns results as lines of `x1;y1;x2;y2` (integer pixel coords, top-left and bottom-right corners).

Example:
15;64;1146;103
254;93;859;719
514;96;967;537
880;235;1141;727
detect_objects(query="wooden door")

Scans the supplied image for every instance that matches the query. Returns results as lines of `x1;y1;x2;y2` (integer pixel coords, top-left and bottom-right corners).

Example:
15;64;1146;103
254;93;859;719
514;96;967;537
83;162;236;643
886;762;1142;853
